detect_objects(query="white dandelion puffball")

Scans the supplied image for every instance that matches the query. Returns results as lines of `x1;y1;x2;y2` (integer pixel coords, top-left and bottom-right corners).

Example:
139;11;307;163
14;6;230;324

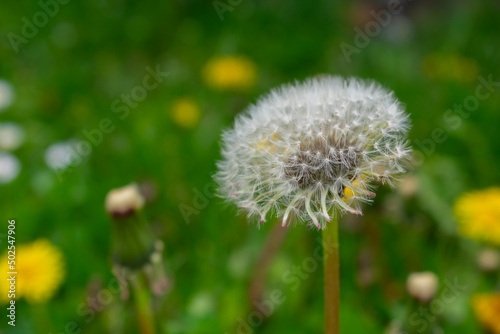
0;152;21;185
406;272;438;303
44;140;80;170
216;75;411;229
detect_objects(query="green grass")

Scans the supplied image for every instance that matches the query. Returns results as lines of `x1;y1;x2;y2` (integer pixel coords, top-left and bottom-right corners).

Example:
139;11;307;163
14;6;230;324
1;0;499;333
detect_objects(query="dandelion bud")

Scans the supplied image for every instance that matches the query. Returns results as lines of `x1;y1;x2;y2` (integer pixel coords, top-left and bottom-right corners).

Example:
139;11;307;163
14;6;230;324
106;184;155;269
477;248;500;272
406;271;438;303
105;184;145;218
216;75;411;228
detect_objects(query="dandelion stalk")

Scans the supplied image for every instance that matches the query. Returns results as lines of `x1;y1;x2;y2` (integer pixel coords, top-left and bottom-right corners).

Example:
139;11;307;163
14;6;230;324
322;217;340;334
132;273;157;334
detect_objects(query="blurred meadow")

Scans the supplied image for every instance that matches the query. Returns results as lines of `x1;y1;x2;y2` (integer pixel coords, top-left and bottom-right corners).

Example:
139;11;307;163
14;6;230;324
1;0;500;333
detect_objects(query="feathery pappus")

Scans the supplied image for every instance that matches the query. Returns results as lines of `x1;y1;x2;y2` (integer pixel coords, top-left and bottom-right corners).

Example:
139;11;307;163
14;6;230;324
216;75;411;229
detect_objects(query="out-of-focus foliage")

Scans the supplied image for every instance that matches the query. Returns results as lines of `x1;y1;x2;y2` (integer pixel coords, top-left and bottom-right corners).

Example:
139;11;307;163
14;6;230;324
0;0;499;333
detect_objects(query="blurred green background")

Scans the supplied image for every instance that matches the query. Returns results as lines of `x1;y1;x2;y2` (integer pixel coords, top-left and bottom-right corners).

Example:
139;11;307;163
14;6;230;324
1;0;499;333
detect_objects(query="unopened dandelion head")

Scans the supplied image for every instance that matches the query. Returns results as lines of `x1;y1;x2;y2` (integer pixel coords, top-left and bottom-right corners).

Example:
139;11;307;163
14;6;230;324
216;76;411;228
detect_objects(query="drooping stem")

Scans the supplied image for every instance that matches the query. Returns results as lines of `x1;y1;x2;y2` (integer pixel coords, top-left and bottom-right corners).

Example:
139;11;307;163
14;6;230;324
249;223;289;307
322;216;340;334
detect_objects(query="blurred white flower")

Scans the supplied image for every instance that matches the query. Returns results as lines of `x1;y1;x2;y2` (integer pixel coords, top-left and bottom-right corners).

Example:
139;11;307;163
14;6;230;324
406;271;438;303
216;75;411;228
0;123;25;151
44;140;80;170
0;80;14;112
0;152;21;184
477;248;500;272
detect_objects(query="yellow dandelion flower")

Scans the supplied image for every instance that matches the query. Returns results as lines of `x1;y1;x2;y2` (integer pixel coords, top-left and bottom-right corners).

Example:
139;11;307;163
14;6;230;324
472;293;500;334
171;97;201;129
0;239;65;303
202;56;257;91
454;187;500;245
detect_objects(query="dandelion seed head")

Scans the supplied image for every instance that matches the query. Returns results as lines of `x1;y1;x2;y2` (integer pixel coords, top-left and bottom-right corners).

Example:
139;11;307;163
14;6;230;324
215;75;411;228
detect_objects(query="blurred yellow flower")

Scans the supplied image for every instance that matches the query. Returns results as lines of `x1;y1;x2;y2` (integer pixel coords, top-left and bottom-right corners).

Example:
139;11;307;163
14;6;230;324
423;54;479;83
472;293;500;334
171;97;201;129
454;187;500;245
0;239;65;303
203;56;257;91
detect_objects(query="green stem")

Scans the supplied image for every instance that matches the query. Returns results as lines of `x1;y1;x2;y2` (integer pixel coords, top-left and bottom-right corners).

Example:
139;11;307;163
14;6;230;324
131;273;156;334
322;217;340;334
